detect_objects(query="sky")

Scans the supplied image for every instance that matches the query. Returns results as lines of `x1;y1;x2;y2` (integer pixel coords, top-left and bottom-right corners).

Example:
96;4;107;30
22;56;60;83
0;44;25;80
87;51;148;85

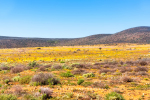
0;0;150;38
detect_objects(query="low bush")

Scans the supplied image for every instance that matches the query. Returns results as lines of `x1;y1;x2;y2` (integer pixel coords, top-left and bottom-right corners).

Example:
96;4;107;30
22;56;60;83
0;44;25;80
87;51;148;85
92;82;109;89
4;79;10;84
92;65;101;69
119;67;133;73
52;65;62;70
12;85;22;95
120;76;133;82
94;62;106;66
81;82;93;87
108;61;118;65
11;66;24;73
0;66;10;70
99;69;110;74
60;61;65;63
139;61;148;66
71;63;87;68
40;87;53;100
105;92;125;100
39;66;49;71
0;94;17;100
28;61;38;67
19;75;32;84
71;69;87;75
136;71;148;76
83;73;95;78
87;91;99;99
66;93;74;99
112;88;122;93
12;76;20;82
60;71;74;77
32;73;60;85
77;79;84;85
134;66;148;72
63;65;73;70
125;61;135;66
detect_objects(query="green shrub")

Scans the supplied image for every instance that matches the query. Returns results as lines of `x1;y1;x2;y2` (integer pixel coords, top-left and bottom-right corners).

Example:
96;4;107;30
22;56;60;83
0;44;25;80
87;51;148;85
87;91;98;99
19;75;32;84
105;92;125;100
64;93;73;99
0;94;17;100
1;89;5;93
144;78;149;81
12;76;20;82
77;79;84;85
101;73;106;76
81;82;93;87
28;61;38;67
60;61;65;63
4;79;10;84
60;71;74;77
62;65;73;70
30;82;40;86
83;73;95;78
0;84;2;87
37;47;41;49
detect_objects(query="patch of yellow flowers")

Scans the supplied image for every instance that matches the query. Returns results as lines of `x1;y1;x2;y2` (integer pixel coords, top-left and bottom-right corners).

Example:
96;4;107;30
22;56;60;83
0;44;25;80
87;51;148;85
0;43;149;64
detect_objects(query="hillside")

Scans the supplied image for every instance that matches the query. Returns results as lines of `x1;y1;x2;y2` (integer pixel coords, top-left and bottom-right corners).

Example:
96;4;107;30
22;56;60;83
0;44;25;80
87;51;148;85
98;26;150;44
1;26;150;48
0;34;111;48
0;38;71;48
0;36;22;39
57;34;112;46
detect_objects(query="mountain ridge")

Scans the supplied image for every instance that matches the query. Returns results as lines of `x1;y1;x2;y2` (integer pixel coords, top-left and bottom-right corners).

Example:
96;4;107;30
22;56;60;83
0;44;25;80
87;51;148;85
0;26;150;48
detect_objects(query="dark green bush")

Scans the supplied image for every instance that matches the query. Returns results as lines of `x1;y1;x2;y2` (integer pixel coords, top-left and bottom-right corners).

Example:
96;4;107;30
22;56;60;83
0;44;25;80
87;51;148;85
4;79;10;84
60;71;74;77
19;75;32;84
105;92;125;100
77;79;84;85
28;61;38;67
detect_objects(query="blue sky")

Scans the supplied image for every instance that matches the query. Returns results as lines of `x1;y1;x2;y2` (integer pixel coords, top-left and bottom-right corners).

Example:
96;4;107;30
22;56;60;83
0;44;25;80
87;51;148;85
0;0;150;38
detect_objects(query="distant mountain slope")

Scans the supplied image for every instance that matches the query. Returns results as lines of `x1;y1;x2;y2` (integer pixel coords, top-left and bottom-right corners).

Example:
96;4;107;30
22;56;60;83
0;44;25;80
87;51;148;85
1;26;150;48
0;38;71;48
0;36;22;39
99;26;150;43
58;34;112;46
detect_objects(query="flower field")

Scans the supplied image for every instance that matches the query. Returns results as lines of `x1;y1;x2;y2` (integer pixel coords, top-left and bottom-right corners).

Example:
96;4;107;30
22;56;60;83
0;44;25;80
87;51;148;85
0;43;150;100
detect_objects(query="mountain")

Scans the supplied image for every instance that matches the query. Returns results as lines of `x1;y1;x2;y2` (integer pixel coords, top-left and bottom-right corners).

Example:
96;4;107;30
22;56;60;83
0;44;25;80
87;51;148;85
57;34;112;46
0;38;71;48
0;26;150;48
0;36;22;39
98;26;150;43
